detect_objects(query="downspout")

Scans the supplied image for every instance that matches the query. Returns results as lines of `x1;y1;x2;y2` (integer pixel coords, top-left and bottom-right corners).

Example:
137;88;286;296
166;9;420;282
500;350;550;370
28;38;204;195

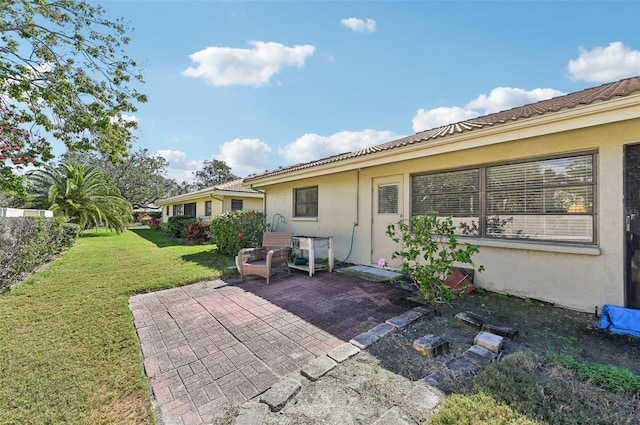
250;185;268;228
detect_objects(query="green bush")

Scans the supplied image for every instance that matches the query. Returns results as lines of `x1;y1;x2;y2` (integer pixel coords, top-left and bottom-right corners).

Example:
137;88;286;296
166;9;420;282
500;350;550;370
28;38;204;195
385;212;483;303
0;217;81;290
210;210;267;256
166;215;196;239
187;222;212;244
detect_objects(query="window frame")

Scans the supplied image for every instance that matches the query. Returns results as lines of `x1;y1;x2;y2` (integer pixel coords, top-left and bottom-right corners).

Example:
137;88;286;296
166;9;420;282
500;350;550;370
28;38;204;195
410;151;597;244
184;202;196;218
293;185;319;218
231;199;243;211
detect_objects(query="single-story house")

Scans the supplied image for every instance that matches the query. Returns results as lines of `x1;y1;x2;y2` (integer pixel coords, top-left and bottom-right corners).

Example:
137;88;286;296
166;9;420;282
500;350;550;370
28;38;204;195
244;76;640;313
156;179;264;223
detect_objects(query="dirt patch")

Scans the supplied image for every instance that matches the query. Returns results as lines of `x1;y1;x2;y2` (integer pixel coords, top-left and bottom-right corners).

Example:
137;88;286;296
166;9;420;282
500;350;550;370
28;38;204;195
215;290;640;424
368;291;640;393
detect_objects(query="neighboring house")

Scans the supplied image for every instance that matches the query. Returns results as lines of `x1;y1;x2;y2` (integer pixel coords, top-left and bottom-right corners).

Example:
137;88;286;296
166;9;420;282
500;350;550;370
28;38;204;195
156;179;264;223
0;208;53;218
244;76;640;313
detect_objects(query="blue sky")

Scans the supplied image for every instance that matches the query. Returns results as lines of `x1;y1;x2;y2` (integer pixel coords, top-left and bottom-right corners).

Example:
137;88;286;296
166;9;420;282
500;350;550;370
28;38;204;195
95;0;640;182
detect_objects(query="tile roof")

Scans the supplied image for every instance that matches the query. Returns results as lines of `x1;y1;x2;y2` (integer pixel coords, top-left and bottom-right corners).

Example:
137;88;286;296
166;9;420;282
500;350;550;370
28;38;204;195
245;76;640;183
157;178;260;204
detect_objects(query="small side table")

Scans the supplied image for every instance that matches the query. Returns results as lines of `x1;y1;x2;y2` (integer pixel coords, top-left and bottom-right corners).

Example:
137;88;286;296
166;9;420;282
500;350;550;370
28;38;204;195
289;236;334;277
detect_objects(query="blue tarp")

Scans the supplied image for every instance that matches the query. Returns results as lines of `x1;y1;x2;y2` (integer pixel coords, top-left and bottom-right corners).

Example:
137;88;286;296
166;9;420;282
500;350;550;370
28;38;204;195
598;305;640;338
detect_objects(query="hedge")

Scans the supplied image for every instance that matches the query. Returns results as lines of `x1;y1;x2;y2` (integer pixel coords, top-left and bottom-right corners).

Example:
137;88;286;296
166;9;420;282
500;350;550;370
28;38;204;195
0;217;81;291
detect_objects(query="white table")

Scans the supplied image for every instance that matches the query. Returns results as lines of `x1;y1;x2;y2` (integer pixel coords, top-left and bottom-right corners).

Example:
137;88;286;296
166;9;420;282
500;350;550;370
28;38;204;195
289;236;334;277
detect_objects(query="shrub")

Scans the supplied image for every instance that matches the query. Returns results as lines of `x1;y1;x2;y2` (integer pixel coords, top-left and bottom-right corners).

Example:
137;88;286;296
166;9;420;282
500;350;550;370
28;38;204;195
0;217;81;290
210;210;267;256
166;215;196;239
187;222;212;244
385;212;483;303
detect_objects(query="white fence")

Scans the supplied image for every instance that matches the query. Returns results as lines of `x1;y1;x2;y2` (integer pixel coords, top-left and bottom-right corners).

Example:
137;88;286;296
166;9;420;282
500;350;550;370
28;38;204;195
0;208;53;218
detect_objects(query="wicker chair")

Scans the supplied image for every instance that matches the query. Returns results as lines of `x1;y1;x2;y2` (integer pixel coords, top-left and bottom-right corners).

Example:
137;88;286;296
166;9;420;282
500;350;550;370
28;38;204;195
238;232;293;284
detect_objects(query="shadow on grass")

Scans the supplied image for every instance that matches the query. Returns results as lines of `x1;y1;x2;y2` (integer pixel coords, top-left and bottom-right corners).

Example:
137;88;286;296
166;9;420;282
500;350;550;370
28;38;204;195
130;227;238;278
130;227;190;247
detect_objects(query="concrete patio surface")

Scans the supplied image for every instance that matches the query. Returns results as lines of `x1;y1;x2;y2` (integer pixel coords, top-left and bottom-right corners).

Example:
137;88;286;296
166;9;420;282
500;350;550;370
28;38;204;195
129;269;419;425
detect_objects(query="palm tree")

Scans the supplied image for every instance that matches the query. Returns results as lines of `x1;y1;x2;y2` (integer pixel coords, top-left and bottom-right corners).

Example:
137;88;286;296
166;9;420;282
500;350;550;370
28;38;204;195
27;163;133;234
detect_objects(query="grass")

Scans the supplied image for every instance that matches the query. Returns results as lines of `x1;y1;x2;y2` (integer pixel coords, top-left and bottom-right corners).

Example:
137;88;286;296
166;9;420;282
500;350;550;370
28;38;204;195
431;351;640;425
0;228;234;425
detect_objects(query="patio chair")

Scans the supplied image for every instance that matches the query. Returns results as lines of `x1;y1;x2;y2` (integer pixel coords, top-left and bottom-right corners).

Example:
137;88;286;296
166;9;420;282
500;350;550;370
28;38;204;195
238;232;293;284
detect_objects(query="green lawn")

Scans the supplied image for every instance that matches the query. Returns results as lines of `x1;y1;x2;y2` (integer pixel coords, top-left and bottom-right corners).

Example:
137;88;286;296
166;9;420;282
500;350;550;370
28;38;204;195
0;228;234;425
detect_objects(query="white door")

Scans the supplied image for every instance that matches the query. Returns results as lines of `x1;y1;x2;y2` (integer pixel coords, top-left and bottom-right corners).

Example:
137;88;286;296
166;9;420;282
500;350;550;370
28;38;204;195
371;176;403;267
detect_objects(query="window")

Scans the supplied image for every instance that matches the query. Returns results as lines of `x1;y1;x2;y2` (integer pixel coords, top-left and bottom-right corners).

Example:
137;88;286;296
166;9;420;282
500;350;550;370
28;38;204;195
166;206;169;216
378;184;399;214
184;202;196;217
411;153;596;243
231;199;243;211
294;186;318;217
205;200;212;216
172;204;183;216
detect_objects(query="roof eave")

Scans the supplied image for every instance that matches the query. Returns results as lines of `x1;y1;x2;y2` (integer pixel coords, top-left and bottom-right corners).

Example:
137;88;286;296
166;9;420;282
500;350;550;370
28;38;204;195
247;94;640;188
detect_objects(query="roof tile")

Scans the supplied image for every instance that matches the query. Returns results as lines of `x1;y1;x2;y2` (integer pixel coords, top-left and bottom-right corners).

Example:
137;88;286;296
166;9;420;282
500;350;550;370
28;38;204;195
245;76;640;182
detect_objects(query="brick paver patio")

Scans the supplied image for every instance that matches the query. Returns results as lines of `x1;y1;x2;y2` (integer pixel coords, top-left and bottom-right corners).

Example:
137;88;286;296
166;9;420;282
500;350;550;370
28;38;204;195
129;270;418;425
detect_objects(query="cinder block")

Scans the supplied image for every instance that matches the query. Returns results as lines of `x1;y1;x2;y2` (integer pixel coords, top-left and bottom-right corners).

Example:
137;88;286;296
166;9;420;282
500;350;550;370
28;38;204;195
413;335;449;358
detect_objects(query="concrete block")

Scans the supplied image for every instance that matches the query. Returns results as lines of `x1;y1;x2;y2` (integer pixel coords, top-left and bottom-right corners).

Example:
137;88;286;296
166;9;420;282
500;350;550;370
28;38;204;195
467;344;497;364
454;311;485;329
445;355;481;374
370;322;396;338
481;323;518;339
349;331;379;349
474;331;504;353
413;335;449;358
387;309;423;328
259;378;301;412
327;342;360;363
301;355;337;381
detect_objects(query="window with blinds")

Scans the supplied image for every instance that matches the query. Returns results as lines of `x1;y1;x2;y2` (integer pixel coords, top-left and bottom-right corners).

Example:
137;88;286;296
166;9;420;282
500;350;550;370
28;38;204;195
411;153;596;243
378;184;399;214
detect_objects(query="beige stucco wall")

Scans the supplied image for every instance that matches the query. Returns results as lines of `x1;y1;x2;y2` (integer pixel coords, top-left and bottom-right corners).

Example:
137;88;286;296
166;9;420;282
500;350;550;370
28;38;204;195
160;194;264;223
260;118;640;312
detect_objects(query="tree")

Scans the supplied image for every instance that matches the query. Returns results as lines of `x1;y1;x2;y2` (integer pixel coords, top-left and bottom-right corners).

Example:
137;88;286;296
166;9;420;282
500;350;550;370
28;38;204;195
62;148;180;209
27;163;133;233
0;0;146;193
191;159;238;191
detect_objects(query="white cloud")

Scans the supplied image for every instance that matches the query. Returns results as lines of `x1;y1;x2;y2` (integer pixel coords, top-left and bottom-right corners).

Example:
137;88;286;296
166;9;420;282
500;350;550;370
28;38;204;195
412;107;479;133
217;138;272;177
412;87;565;132
568;41;640;83
341;17;376;33
155;149;202;183
465;87;565;114
182;41;315;87
279;129;402;163
109;114;138;125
